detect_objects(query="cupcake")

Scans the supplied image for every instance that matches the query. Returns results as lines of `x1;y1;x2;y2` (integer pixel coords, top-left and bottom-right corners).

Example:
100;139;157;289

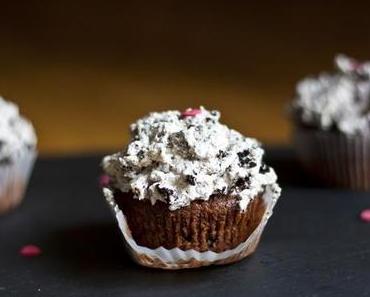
102;107;281;269
291;55;370;189
0;97;37;214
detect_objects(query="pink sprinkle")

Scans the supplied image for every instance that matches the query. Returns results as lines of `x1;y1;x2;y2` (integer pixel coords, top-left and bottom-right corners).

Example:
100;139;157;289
99;174;111;188
181;108;202;117
352;61;363;71
20;245;42;257
360;209;370;222
348;57;363;71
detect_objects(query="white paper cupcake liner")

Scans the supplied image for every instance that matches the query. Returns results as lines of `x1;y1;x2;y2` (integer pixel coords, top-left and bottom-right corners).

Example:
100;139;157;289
294;127;370;190
0;149;37;213
102;186;278;269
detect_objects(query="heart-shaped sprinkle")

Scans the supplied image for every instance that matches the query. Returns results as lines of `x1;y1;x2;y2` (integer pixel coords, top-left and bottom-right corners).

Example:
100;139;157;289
360;209;370;222
20;245;42;257
181;108;202;117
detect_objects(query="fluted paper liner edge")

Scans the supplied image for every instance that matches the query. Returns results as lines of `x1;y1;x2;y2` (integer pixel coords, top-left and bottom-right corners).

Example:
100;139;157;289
294;127;370;190
0;149;37;214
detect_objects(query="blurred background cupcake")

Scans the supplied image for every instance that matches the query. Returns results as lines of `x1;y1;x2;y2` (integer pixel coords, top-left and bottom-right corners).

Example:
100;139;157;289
0;97;37;214
290;55;370;190
102;107;281;269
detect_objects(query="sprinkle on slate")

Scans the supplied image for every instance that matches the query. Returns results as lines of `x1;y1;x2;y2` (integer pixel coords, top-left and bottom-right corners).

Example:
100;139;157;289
20;245;42;257
360;209;370;223
181;108;202;117
99;174;111;188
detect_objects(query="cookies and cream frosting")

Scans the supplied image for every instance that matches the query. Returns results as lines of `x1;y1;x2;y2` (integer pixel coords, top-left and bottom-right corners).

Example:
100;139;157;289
292;54;370;135
0;97;37;162
102;107;281;211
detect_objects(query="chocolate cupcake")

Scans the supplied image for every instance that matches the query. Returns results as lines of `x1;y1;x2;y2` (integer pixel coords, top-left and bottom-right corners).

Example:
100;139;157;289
291;55;370;190
102;107;281;269
0;97;37;214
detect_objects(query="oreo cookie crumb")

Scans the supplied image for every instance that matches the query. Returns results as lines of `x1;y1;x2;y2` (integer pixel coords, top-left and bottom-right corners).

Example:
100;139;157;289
157;130;166;138
185;175;196;185
132;188;141;198
248;161;257;168
259;163;270;174
156;185;174;201
216;150;228;159
214;187;227;195
233;177;250;191
137;150;145;160
237;150;251;166
168;132;190;151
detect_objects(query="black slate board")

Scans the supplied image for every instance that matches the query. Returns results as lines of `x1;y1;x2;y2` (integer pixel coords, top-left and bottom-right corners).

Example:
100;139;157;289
1;148;370;297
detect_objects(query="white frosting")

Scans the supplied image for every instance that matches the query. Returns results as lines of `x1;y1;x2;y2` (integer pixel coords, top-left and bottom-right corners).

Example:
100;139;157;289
292;54;370;134
103;107;281;211
0;97;37;162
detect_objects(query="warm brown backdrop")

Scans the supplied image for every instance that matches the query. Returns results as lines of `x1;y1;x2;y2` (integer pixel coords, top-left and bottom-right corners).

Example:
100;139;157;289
1;1;370;155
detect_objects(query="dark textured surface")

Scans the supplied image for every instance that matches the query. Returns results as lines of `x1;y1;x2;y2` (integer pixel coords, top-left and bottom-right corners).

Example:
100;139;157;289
1;148;370;296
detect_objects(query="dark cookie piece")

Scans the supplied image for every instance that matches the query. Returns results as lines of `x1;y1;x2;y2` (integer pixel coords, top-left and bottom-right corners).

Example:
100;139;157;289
121;163;133;172
132;188;141;198
168;132;189;150
157;130;166;138
185;175;196;186
167;131;196;159
214;187;227;195
216;150;228;159
233;177;250;191
205;117;215;124
156;185;174;201
237;150;250;166
137;150;145;160
259;163;270;174
248;161;257;168
237;150;258;169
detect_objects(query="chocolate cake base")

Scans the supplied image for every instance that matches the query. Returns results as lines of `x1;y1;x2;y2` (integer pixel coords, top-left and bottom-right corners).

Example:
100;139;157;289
294;126;370;190
114;192;266;253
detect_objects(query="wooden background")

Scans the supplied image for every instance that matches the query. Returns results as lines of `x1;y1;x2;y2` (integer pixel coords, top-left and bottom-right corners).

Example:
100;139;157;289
1;1;370;155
